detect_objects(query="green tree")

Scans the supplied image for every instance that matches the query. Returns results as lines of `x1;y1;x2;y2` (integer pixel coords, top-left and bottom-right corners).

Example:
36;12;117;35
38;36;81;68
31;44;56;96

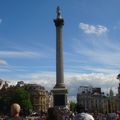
70;101;76;112
12;87;33;115
0;89;12;114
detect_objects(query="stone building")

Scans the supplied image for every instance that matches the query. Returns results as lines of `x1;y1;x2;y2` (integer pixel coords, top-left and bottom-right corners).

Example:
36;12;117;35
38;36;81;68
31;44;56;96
77;86;109;113
108;89;117;113
0;79;9;90
0;80;53;112
117;74;120;111
25;84;53;112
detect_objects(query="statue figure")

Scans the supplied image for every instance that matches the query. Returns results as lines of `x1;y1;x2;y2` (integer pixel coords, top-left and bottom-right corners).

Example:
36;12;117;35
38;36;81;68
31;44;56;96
117;74;120;81
57;6;62;19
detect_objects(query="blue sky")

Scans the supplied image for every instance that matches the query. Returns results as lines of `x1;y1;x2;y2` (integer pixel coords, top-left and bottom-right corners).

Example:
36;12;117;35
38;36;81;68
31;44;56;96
0;0;120;100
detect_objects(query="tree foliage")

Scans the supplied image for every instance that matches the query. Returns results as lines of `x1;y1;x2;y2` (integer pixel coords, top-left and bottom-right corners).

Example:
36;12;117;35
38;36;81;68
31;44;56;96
12;87;33;114
0;95;11;114
70;101;76;112
0;87;32;115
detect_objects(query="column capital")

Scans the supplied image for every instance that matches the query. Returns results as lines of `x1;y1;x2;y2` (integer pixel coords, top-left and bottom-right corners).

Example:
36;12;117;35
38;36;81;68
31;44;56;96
54;19;64;27
54;6;64;27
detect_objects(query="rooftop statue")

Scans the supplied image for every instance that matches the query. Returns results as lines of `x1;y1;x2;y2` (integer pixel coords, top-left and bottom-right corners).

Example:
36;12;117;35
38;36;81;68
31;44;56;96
117;74;120;81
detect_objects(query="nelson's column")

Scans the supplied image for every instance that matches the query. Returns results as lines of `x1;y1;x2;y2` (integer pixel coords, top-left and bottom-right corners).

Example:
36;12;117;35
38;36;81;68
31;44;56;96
52;7;68;107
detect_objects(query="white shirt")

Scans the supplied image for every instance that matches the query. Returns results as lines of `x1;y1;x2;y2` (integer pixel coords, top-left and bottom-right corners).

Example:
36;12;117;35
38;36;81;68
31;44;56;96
74;112;94;120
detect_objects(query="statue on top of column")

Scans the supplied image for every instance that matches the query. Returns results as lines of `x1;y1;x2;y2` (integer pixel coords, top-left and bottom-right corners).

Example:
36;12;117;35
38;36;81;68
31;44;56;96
57;6;62;19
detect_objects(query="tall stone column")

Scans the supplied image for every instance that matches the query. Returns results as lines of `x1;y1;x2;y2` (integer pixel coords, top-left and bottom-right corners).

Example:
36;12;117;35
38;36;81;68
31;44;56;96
52;7;68;107
54;7;65;88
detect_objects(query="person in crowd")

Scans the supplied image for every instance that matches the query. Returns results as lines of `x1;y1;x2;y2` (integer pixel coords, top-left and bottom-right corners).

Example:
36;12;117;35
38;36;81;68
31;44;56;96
47;107;57;120
10;103;24;120
74;104;94;120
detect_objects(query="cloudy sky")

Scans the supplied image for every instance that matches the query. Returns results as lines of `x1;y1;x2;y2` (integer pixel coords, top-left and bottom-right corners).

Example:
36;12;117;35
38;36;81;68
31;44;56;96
0;0;120;101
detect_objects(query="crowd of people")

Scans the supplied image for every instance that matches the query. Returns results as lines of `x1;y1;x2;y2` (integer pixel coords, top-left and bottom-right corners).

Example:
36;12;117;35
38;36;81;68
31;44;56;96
0;103;120;120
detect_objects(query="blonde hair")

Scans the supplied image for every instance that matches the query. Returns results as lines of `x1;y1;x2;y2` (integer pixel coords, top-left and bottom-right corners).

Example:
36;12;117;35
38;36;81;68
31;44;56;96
11;103;21;116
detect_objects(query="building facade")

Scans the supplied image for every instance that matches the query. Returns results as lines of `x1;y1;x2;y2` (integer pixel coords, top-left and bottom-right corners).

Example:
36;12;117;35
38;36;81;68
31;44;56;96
25;84;53;112
77;86;109;113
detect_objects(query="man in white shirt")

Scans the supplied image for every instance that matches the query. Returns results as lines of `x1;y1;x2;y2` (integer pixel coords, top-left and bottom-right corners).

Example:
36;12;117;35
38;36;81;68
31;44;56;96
74;104;94;120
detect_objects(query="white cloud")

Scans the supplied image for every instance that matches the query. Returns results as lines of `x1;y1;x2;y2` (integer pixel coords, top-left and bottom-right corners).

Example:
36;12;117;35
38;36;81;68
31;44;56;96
0;68;10;72
79;23;108;36
0;59;8;65
4;72;119;101
73;33;120;68
0;19;2;24
75;42;120;67
65;73;118;95
0;51;41;58
86;67;118;74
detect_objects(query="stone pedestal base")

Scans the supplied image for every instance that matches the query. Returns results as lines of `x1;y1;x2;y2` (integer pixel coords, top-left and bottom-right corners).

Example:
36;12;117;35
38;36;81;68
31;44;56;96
52;88;68;107
47;107;71;120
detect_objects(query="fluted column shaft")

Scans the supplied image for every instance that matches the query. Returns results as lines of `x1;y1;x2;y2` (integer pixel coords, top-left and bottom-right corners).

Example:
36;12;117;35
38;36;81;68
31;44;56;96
56;25;64;87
